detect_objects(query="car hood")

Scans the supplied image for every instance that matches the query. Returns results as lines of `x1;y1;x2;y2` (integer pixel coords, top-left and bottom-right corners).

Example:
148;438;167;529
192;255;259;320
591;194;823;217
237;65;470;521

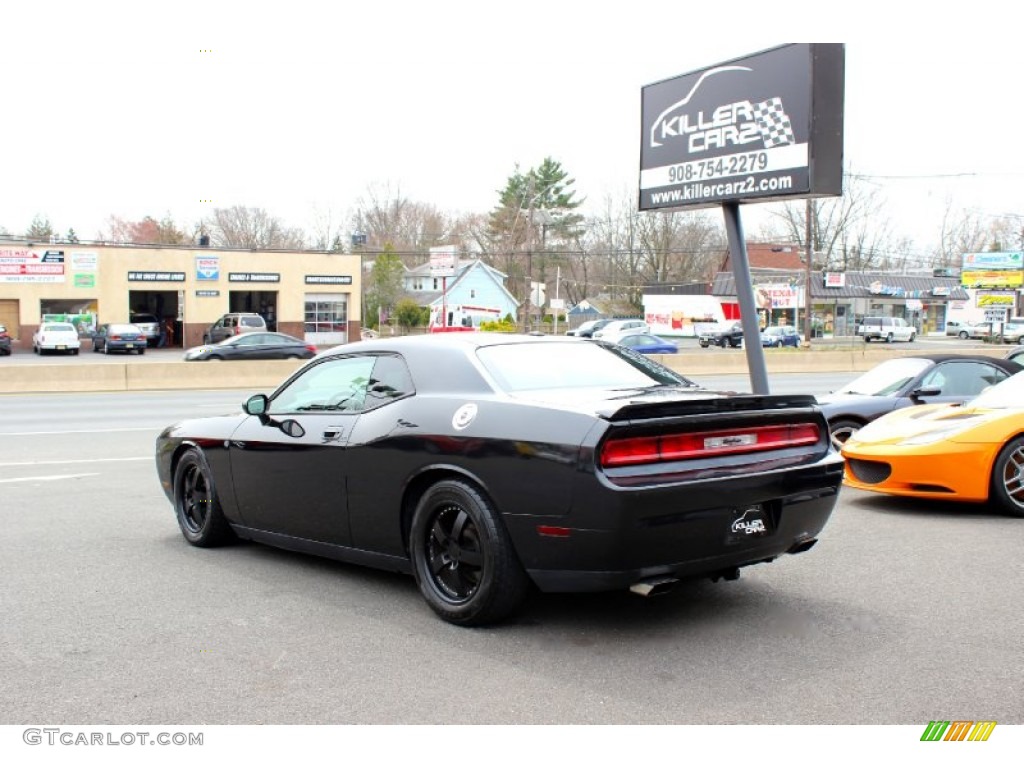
843;403;1013;447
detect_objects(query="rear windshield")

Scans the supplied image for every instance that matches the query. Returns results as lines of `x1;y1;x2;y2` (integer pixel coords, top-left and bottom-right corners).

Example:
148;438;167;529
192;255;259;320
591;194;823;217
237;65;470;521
44;323;76;332
475;341;689;392
241;316;264;327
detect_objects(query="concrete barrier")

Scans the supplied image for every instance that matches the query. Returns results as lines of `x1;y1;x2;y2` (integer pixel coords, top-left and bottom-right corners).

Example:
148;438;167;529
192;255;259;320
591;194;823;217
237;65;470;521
0;359;305;394
0;346;1012;394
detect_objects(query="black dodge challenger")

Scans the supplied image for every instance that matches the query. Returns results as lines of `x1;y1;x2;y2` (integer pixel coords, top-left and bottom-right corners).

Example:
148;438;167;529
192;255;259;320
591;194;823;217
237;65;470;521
156;334;844;625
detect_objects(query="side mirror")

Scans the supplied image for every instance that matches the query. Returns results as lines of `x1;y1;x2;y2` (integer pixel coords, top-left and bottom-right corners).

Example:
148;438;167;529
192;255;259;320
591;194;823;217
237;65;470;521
244;394;269;415
910;386;941;400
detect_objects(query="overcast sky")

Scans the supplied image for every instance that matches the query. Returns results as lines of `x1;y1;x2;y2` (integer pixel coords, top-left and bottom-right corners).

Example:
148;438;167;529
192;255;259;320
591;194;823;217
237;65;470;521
3;0;1021;258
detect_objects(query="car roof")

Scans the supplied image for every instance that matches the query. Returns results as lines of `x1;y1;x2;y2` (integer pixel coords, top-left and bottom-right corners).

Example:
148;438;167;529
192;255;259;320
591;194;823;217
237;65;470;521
886;353;1022;372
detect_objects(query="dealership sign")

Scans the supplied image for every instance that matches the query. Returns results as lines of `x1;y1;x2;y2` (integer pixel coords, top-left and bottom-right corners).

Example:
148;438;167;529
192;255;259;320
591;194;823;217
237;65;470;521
639;43;844;211
962;270;1023;289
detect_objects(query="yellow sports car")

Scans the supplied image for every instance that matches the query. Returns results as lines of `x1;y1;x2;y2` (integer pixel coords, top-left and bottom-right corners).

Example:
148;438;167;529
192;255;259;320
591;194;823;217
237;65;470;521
841;370;1024;516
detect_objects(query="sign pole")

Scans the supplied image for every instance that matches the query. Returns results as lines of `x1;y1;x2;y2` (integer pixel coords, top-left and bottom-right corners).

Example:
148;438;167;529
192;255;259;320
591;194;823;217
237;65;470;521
723;202;769;394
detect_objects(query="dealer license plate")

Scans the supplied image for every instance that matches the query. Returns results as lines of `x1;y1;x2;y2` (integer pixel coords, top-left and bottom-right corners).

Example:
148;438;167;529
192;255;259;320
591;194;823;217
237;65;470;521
726;503;774;545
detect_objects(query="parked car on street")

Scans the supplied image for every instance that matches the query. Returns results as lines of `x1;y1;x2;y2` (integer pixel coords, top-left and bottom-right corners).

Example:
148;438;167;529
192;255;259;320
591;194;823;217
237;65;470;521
1001;317;1024;344
760;325;801;348
0;324;11;356
1004;345;1024;366
592;319;649;339
600;331;678;354
565;319;601;337
92;323;147;355
842;370;1024;516
129;312;162;346
698;322;744;348
857;316;916;343
945;319;991;339
571;319;613;338
202;312;268;344
817;353;1021;447
157;334;843;626
32;322;81;355
184;332;317;361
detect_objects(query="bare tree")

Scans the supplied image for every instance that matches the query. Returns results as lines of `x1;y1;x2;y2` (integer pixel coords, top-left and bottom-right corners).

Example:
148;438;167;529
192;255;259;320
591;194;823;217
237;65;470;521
204;206;306;249
767;173;897;271
934;203;1018;267
351;183;457;260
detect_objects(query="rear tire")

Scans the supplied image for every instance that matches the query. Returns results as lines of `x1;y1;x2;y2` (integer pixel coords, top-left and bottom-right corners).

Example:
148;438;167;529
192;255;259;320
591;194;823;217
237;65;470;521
409;479;530;626
959;331;969;340
885;333;894;343
990;436;1024;517
173;448;234;546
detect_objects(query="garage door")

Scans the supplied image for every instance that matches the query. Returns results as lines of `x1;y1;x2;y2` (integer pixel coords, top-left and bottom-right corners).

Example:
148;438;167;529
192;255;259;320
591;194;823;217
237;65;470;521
0;299;19;339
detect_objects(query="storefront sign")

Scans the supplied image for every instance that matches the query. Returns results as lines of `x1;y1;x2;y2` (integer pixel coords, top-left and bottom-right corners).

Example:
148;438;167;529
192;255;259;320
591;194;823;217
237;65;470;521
73;274;95;288
823;272;846;288
961;270;1023;289
195;290;220;297
0;248;66;283
977;292;1016;307
305;275;353;285
196;256;220;281
128;271;185;281
229;272;280;283
961;251;1023;271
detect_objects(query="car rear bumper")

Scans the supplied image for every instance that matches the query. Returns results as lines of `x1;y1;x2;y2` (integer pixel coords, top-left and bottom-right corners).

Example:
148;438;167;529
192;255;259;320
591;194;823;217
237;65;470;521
509;453;844;592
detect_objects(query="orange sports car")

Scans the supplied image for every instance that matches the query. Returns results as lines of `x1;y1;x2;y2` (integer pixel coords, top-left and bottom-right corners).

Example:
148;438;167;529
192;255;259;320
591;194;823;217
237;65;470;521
841;370;1024;516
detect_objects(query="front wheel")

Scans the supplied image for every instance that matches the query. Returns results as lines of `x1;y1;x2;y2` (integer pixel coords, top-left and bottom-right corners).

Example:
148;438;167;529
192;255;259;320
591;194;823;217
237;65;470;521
173;448;234;546
829;419;862;450
959;331;969;340
990;437;1024;517
885;333;894;343
409;479;530;626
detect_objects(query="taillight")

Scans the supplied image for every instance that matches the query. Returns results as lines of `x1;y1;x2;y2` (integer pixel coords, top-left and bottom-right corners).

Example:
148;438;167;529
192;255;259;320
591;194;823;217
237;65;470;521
233;327;242;335
305;345;317;353
110;335;121;341
600;424;820;468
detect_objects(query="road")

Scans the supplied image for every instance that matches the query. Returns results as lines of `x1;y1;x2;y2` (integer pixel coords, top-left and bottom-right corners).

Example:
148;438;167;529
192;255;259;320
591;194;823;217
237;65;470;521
1;385;1021;726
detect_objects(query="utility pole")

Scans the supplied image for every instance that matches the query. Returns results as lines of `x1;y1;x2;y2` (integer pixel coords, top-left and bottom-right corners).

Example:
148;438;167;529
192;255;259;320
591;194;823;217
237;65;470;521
804;199;814;344
525;179;534;333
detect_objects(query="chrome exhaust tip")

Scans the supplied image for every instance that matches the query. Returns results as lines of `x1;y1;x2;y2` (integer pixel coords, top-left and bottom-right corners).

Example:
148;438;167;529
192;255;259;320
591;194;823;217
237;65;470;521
629;577;680;597
787;537;818;555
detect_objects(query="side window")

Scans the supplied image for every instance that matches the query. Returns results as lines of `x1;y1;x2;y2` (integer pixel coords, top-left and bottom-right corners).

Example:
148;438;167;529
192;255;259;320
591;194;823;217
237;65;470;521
925;362;1005;397
269;356;377;414
363;355;415;410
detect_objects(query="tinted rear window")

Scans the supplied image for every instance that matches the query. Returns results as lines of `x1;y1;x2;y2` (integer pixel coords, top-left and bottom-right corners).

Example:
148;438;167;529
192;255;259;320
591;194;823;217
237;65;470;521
241;316;264;327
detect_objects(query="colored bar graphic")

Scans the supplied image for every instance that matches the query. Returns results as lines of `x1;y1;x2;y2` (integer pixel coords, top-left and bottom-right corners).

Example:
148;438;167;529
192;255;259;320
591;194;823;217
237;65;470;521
920;720;996;742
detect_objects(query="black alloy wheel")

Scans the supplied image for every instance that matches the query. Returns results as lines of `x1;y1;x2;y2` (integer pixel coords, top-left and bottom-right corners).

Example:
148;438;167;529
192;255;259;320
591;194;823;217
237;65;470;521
173;448;233;546
410;480;529;626
991;437;1024;517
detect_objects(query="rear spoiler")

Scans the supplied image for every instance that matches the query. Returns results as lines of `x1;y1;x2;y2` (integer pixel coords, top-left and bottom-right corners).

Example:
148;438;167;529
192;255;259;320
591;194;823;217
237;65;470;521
598;393;819;422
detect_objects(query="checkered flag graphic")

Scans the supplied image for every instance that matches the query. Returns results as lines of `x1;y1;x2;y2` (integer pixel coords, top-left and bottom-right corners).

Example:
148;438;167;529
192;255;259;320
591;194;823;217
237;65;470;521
752;97;795;148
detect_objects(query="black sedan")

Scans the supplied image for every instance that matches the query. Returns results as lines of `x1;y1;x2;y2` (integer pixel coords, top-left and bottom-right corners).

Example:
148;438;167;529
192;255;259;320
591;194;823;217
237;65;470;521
0;323;11;356
92;323;147;354
184;332;317;361
818;353;1021;447
156;334;844;626
698;322;744;348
